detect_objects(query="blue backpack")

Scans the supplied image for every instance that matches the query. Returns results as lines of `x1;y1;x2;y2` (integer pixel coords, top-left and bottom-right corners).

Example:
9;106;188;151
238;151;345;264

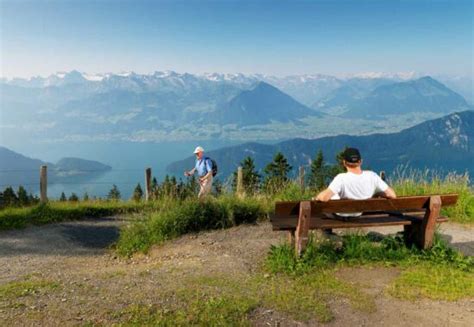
205;157;218;177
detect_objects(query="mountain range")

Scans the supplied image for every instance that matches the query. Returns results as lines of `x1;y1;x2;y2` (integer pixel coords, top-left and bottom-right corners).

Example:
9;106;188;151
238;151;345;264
166;110;474;179
0;146;111;187
342;77;469;119
1;71;472;145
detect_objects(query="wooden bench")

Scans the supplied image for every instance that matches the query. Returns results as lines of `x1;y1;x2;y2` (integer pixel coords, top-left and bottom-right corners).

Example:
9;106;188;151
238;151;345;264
271;194;458;255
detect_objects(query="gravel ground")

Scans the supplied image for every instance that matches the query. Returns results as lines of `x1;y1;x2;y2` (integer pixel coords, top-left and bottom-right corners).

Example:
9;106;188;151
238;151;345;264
0;217;472;326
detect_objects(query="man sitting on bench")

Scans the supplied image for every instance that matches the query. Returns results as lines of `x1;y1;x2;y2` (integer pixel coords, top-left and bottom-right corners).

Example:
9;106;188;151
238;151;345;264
312;147;397;220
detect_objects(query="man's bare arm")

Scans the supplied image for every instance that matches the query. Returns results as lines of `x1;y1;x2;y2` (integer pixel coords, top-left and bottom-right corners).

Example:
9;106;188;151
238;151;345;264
312;188;335;202
184;167;196;176
374;187;397;199
384;187;397;199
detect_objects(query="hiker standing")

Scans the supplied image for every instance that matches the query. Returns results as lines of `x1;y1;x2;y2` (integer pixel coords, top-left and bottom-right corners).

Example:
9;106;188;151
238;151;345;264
184;146;213;199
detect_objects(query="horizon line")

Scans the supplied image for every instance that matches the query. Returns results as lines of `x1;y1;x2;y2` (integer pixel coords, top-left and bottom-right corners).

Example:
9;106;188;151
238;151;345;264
3;69;471;81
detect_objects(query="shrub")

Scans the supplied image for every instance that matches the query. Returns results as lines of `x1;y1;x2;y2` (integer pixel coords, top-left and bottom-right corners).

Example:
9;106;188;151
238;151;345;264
116;197;268;257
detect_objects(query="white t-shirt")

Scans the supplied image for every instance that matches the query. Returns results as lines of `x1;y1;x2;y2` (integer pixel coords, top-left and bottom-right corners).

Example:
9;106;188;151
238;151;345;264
328;170;389;216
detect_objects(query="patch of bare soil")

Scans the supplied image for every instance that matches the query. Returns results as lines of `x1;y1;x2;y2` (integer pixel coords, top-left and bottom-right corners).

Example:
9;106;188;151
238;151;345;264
0;218;472;326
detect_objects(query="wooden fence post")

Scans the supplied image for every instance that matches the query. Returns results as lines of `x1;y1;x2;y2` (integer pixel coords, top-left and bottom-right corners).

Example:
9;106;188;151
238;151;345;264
40;165;48;203
299;166;305;193
236;166;244;197
145;167;152;201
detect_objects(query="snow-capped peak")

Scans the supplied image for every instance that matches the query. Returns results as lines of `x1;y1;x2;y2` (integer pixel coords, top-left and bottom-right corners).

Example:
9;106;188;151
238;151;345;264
343;71;419;80
82;73;105;81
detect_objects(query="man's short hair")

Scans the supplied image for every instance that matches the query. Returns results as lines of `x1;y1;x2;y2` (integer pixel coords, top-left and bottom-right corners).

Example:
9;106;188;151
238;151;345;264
344;161;361;168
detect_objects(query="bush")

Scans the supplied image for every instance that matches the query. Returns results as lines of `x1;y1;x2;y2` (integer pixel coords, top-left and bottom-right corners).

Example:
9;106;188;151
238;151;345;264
116;197;268;257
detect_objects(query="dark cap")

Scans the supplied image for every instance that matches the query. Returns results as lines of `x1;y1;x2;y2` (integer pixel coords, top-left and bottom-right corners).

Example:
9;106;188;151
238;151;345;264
343;148;361;163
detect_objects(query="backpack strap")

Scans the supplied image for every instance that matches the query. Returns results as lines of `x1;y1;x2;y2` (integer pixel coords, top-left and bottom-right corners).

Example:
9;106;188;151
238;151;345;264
204;157;212;174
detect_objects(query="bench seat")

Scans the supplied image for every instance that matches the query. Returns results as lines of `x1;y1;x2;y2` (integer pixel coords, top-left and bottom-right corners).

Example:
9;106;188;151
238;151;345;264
271;214;448;230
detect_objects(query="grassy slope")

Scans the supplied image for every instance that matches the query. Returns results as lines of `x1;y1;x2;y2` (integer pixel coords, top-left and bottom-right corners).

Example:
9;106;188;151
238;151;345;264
0;200;157;230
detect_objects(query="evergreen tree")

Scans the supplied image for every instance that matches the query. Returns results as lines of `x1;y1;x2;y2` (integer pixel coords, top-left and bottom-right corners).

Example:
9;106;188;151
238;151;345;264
264;152;292;192
327;147;348;179
151;177;158;190
0;191;4;209
151;177;159;199
108;184;121;200
264;152;292;179
308;150;327;191
69;193;79;202
232;156;261;194
132;183;143;202
59;192;67;201
3;186;18;207
17;186;29;206
83;192;89;201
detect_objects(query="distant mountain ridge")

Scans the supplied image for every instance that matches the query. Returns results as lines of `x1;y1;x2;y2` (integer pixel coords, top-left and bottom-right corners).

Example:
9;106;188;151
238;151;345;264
0;146;111;186
2;71;472;144
342;77;470;119
166;110;474;179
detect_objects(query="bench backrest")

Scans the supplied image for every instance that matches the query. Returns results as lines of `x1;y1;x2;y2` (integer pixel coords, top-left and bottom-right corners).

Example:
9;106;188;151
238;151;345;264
274;194;458;217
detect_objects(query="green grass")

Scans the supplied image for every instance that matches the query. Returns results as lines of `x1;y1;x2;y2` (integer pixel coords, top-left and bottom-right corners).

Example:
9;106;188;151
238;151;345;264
254;272;375;322
387;263;474;301
0;200;156;230
106;272;374;326
0;279;60;299
115;196;268;257
391;171;474;224
115;295;257;326
272;181;316;201
266;233;474;301
267;233;473;274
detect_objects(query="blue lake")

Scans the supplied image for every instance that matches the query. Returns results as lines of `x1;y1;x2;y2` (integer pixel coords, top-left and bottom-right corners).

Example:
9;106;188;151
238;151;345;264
2;140;249;199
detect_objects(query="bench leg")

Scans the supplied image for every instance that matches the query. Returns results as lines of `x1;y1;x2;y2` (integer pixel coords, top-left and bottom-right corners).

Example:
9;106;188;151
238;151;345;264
404;195;441;249
420;195;441;249
295;201;311;256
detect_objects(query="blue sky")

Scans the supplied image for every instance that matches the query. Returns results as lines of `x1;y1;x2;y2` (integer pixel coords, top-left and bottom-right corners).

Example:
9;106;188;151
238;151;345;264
1;0;472;78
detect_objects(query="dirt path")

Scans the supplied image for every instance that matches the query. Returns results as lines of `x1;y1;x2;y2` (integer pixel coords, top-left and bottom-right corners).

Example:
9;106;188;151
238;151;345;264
0;217;473;326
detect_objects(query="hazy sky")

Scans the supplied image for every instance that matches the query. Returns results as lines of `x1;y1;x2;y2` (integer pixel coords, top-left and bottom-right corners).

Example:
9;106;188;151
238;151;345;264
1;0;472;78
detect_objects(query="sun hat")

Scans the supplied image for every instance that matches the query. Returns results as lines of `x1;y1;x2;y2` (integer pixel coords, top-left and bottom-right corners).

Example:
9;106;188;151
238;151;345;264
193;146;204;154
343;148;361;163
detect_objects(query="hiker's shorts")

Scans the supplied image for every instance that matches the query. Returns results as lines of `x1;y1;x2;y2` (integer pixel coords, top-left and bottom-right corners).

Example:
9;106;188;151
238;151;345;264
198;175;213;199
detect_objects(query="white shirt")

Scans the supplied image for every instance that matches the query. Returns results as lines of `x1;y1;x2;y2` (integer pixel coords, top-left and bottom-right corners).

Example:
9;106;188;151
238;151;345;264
328;170;389;216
